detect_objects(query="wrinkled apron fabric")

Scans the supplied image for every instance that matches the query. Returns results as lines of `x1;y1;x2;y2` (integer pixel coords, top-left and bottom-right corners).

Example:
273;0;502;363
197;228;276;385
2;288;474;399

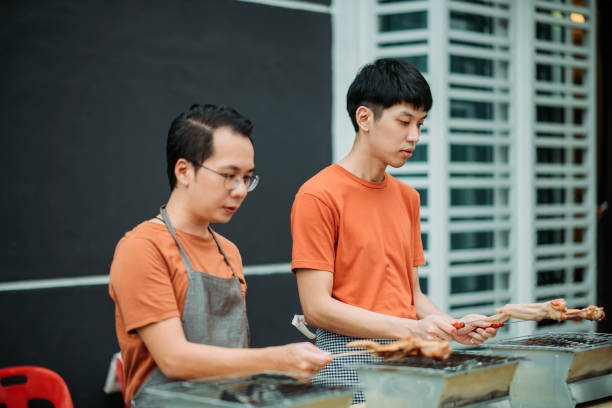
131;207;249;407
312;328;393;405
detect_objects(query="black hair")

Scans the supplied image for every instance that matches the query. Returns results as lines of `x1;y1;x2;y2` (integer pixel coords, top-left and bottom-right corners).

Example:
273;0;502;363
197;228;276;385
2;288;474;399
346;58;433;132
166;104;253;190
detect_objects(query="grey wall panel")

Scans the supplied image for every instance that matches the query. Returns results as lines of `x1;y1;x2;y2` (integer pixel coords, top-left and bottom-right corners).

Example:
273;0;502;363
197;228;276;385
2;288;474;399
0;0;331;282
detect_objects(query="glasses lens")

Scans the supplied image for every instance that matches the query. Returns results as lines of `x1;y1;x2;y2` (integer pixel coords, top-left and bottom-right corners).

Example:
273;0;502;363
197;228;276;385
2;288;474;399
224;174;259;192
247;175;259;192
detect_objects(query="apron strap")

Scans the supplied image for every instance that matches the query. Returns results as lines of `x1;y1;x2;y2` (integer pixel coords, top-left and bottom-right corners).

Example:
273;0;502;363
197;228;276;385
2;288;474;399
160;206;195;273
209;228;238;279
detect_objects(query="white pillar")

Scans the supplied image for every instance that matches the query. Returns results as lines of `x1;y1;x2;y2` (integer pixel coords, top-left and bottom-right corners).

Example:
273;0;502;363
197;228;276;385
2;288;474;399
331;0;375;162
426;0;450;312
512;0;536;336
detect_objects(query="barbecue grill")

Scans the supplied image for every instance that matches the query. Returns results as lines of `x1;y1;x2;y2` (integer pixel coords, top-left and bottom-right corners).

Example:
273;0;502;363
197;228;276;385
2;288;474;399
143;372;354;408
487;332;612;408
353;352;519;407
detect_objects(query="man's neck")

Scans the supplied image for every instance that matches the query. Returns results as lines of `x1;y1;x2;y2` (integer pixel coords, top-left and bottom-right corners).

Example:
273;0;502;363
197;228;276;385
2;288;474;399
337;136;387;182
163;193;211;238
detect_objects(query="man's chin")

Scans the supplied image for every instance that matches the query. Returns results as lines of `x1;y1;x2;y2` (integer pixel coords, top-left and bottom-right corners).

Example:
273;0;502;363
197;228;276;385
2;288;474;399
388;159;406;169
211;213;234;224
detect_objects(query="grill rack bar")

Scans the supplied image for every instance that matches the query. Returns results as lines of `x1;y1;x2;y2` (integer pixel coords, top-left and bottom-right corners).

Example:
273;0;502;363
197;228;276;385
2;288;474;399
370;352;518;374
492;332;612;351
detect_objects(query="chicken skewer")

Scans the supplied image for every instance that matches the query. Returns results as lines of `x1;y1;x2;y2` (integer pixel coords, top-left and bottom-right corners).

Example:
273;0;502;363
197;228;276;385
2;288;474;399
334;300;606;360
453;299;605;328
334;337;452;361
333;301;605;361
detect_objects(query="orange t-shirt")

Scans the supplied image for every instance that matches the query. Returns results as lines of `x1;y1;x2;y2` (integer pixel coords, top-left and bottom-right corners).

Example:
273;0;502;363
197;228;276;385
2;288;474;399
108;220;246;405
291;164;425;319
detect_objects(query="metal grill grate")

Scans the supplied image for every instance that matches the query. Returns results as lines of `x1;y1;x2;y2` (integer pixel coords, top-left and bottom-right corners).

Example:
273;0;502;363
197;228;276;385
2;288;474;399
496;333;612;349
371;352;515;373
215;374;347;405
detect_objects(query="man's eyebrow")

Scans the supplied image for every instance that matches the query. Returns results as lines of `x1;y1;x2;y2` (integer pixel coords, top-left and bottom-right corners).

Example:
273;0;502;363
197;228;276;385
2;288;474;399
219;165;255;173
399;110;427;120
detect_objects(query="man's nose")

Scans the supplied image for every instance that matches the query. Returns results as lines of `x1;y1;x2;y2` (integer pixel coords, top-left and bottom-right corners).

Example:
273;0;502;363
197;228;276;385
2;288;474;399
229;179;248;198
406;127;420;143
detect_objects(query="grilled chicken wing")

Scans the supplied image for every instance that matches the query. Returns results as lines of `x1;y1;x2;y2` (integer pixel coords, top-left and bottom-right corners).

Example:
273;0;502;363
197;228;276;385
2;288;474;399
346;337;452;361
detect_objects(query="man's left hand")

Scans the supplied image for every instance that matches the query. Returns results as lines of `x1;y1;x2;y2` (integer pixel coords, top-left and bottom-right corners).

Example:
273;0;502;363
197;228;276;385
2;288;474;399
453;314;498;346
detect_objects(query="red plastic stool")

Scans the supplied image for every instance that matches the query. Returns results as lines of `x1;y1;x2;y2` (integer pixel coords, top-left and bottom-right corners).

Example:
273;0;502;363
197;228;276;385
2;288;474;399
115;355;127;407
0;366;73;408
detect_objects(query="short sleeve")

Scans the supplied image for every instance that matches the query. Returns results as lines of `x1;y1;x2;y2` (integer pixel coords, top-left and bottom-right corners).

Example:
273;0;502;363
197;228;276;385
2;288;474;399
291;192;337;273
109;237;180;333
411;191;426;266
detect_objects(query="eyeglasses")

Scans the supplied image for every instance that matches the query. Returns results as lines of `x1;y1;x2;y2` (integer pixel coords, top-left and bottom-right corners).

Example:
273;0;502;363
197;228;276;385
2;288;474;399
191;161;259;192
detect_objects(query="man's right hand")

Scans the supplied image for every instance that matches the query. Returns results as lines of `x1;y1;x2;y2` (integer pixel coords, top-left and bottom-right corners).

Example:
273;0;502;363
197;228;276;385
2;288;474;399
414;314;457;341
267;342;332;377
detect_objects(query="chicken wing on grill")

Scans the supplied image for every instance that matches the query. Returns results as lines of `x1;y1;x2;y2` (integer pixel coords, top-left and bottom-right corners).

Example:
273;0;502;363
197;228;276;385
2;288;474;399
346;337;452;361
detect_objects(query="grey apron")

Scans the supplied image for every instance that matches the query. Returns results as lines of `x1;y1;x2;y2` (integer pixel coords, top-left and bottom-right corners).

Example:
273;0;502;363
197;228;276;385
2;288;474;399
131;206;250;407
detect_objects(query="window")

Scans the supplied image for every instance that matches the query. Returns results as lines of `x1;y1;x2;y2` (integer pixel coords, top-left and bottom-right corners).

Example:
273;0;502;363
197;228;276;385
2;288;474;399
379;11;427;32
537;106;565;123
537;229;566;245
536;22;566;43
451;274;495;293
451;231;495;250
537;269;565;285
536;64;565;83
451;145;494;162
451;100;494;120
400;55;428;73
537;188;566;204
450;55;494;77
421;233;429;250
537;147;566;164
411;144;428;162
416;188;428;207
450;11;494;34
451;188;494;206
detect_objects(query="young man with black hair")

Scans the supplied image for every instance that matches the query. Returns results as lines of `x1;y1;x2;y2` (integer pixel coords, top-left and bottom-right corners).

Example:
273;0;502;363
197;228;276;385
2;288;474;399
110;104;331;408
291;59;498;404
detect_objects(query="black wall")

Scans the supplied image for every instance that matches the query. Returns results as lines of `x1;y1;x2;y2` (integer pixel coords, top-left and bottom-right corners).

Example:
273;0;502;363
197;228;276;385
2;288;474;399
0;1;332;407
596;0;612;334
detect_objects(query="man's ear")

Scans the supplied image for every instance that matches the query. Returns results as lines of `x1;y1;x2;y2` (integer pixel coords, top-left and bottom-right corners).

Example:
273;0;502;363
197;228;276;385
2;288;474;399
355;106;372;133
174;158;193;188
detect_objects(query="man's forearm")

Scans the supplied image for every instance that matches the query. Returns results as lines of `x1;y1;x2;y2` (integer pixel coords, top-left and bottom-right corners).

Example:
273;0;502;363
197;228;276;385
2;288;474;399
163;343;307;379
139;317;330;380
414;290;449;319
303;296;419;339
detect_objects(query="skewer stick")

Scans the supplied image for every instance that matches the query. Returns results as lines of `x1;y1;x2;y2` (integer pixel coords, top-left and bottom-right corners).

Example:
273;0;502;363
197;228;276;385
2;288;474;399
332;350;373;358
482;313;509;324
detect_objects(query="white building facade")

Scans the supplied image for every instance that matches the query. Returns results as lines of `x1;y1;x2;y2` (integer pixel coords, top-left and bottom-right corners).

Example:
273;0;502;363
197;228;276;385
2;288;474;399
333;0;598;335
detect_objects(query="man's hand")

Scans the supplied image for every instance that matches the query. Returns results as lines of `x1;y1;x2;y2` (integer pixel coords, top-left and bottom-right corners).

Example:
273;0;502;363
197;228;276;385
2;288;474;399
454;314;498;346
414;314;457;341
267;342;332;378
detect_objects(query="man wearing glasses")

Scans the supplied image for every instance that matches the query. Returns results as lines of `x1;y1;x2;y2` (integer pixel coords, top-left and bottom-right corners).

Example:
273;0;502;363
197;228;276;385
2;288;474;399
109;104;331;408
